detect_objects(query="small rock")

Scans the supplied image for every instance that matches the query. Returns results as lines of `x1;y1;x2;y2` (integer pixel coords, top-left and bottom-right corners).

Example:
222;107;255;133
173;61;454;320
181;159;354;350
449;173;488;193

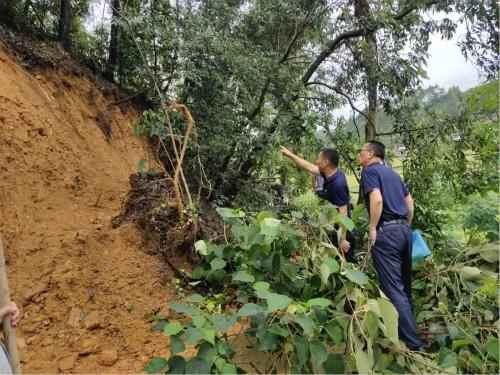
58;354;77;372
67;307;82;328
97;349;118;366
84;311;101;330
79;337;99;356
23;281;47;303
17;336;27;350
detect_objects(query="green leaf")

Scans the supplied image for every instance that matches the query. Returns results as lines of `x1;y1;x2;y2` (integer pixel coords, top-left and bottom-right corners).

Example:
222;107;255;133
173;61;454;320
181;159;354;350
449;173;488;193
310;340;328;366
307;298;331;308
438;348;457;368
260;217;281;237
485;337;499;361
320;257;340;284
203;328;216;345
170;334;185;355
194;240;208;256
216;207;245;221
266;293;292;312
210;314;237;333
354;348;373;374
186;293;205;304
238;303;265;316
210;258;227;271
169;303;197;316
192;315;207;328
197;342;217;367
377;298;399;345
253;281;270;291
268;324;290;337
295;314;315;337
167;356;186;374
185;357;210;374
337;215;355;232
363;310;379;338
325;322;343;344
144;357;168;374
344;268;369;286
257;331;280;351
457;266;482;281
163;321;183;336
294;335;309;367
185;326;203;345
323;353;345;374
221;363;237;374
232;270;255;283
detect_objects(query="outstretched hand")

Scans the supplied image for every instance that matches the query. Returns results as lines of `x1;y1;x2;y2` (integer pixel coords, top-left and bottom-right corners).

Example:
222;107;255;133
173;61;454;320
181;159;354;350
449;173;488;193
0;301;20;327
280;146;294;159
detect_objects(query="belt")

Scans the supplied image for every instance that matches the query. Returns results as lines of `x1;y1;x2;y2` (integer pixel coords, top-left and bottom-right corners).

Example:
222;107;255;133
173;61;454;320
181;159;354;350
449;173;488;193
378;219;408;228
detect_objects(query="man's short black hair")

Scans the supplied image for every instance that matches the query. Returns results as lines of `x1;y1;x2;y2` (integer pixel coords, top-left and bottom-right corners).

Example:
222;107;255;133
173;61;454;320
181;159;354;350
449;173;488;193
367;141;385;160
321;148;339;167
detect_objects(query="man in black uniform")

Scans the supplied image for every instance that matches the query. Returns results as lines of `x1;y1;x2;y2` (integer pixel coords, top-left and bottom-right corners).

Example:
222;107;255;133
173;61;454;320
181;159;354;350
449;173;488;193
358;140;422;351
280;146;353;258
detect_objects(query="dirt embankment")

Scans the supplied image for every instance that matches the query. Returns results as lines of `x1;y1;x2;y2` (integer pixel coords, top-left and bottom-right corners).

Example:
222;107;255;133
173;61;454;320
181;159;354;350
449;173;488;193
0;39;177;372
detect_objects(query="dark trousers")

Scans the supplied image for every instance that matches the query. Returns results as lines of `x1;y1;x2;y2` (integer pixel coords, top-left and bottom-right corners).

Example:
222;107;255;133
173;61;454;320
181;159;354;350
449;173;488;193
372;222;422;350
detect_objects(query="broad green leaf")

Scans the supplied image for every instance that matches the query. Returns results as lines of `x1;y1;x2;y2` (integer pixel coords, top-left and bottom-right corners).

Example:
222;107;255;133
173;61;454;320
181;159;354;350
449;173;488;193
320;257;339;284
363;310;379;338
144;357;168;374
325;322;343;344
203;328;216;345
268;324;290;337
253;281;270;291
163;321;183;336
256;210;277;223
307;297;331;308
257;331;280;351
295;314;315;337
323;353;345;374
170;334;185;355
293;335;309;367
310;340;328;366
238;303;265;316
337;215;355;232
194;240;208;256
221;363;237;374
354;348;373;374
216;207;245;221
438;348;457;368
344;268;369;286
266;293;292;311
169;303;197;316
186;293;205;304
168;356;186;374
485;337;499;361
192;315;206;328
185;357;210;374
377;298;399;345
197;342;217;367
457;266;482;281
210;314;237;333
260;217;281;237
185;326;203;345
210;258;226;271
232;270;255;283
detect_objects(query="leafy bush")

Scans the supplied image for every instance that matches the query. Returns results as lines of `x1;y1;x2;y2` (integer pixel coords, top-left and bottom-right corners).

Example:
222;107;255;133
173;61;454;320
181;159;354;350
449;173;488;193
463;191;499;243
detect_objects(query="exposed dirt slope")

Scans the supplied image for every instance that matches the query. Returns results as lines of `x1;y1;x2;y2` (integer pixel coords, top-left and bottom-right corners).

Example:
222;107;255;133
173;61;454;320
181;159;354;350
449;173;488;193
0;40;175;373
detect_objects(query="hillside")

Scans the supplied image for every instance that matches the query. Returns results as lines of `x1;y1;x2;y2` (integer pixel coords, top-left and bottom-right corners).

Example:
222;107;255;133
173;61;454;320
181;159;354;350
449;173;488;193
0;39;176;372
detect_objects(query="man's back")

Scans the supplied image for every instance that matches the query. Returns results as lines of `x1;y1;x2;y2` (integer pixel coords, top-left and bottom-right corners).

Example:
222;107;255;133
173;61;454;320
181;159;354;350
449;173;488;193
361;163;408;223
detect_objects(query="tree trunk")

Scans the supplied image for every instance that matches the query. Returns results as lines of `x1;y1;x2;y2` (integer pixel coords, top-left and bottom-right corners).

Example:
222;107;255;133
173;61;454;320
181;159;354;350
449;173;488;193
354;0;378;141
105;0;121;81
58;0;72;50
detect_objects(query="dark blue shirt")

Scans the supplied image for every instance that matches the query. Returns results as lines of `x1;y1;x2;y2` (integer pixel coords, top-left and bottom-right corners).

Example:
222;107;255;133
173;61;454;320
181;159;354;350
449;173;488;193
316;169;351;208
361;162;409;223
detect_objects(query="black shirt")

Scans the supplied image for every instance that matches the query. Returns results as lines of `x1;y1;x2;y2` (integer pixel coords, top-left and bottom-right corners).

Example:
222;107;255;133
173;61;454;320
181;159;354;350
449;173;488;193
315;169;351;208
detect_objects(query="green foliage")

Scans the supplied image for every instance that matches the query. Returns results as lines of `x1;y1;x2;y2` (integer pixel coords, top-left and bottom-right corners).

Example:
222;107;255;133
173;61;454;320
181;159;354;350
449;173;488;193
463;192;500;242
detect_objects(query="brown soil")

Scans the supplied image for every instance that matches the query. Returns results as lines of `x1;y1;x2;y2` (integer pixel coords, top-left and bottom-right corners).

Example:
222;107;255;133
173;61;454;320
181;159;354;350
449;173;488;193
0;39;182;372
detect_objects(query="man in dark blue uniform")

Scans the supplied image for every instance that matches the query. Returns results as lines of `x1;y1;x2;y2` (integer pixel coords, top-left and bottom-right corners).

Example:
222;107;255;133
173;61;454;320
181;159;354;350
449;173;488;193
358;140;422;351
280;146;353;257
